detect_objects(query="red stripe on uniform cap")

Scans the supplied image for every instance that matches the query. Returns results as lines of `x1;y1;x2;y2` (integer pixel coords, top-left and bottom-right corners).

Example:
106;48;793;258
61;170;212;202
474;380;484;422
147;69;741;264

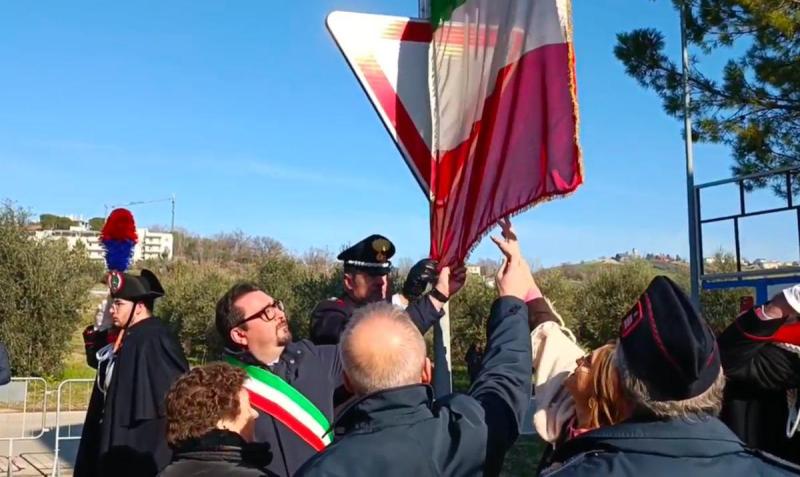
704;340;719;368
620;299;644;338
247;390;327;452
644;292;686;377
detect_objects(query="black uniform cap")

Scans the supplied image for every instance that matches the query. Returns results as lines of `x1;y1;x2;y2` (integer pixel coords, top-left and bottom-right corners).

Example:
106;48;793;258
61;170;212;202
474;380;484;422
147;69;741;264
337;234;395;276
619;276;720;402
108;269;165;301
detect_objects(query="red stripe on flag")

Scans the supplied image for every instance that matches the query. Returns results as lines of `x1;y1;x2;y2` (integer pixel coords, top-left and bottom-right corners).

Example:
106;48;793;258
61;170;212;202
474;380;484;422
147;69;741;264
247;390;327;452
380;20;503;48
431;42;582;265
357;55;432;188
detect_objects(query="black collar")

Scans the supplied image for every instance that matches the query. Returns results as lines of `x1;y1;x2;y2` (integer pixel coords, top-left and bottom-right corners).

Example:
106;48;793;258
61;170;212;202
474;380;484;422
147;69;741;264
172;429;272;467
551;416;747;464
334;384;435;435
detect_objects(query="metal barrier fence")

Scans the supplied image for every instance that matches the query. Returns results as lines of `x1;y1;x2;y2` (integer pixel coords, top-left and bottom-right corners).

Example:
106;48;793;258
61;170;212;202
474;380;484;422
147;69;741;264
52;379;93;477
0;377;49;477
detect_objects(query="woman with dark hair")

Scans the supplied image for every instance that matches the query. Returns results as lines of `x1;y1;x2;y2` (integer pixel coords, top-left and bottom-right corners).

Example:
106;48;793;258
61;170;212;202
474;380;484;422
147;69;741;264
158;363;274;477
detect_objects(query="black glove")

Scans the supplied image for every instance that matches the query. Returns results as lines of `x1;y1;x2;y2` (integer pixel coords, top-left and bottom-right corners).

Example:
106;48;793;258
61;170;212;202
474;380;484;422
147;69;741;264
403;259;439;300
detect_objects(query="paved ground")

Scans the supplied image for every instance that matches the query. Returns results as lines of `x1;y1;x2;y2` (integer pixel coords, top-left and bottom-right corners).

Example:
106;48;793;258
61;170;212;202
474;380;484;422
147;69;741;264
0;411;85;476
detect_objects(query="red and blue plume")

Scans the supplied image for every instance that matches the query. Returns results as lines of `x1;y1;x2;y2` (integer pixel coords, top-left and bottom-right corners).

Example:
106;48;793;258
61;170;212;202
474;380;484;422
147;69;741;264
101;208;138;272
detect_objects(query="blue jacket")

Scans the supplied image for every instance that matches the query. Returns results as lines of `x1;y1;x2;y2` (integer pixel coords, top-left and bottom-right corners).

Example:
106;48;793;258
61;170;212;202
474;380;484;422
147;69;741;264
296;296;532;477
232;296;444;477
541;416;800;476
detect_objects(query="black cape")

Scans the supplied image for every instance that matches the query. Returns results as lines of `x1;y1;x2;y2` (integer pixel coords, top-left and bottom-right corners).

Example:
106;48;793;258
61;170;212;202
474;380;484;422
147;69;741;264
74;317;189;477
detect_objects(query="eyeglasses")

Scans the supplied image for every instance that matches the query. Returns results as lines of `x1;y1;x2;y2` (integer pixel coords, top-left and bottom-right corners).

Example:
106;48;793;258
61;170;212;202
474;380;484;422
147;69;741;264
237;300;285;327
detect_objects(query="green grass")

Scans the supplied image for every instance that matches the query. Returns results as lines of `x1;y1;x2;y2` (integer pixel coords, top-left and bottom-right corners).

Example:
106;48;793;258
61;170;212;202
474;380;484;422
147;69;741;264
502;435;546;476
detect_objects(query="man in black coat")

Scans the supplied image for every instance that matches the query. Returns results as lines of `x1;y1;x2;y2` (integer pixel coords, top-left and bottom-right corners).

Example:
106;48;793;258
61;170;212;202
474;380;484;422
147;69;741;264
310;234;446;345
214;267;463;477
75;270;189;477
296;220;533;477
542;276;800;477
718;285;800;463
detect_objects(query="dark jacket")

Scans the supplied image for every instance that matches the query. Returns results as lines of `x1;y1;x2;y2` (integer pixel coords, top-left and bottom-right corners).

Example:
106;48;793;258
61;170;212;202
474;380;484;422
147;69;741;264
75;318;189;477
718;306;800;463
310;293;439;346
234;296;444;477
296;296;532;477
540;417;800;476
158;430;277;477
0;342;10;385
309;294;357;345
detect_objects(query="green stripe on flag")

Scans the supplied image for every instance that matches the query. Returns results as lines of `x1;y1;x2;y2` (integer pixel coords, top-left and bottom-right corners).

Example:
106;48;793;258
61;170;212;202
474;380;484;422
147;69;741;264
225;356;331;433
430;0;469;28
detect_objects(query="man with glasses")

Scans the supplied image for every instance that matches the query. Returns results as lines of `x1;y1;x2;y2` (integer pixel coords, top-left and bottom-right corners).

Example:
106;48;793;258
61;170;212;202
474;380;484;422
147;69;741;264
215;267;464;477
75;269;188;477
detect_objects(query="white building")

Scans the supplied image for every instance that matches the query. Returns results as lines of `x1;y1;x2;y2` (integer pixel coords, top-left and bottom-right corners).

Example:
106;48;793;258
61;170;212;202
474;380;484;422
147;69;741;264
136;229;174;261
34;225;173;263
466;265;481;275
34;226;106;261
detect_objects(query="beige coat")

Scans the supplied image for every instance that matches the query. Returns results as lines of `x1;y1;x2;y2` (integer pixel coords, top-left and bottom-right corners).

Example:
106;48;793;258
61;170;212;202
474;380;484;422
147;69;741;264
530;308;585;444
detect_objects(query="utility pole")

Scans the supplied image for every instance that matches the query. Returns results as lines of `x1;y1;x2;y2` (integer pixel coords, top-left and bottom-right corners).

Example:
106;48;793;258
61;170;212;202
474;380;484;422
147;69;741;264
171;193;176;232
680;3;701;309
106;196;176;233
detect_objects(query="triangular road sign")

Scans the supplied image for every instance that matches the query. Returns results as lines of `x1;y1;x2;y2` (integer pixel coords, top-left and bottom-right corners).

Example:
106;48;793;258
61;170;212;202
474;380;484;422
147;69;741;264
327;11;432;195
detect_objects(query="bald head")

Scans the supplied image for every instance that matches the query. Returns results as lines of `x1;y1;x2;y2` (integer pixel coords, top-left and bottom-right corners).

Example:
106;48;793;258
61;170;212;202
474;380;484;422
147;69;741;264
340;302;428;396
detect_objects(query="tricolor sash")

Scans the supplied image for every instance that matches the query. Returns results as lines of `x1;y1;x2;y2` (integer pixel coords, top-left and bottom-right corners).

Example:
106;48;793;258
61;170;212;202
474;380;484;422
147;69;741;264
225;356;333;451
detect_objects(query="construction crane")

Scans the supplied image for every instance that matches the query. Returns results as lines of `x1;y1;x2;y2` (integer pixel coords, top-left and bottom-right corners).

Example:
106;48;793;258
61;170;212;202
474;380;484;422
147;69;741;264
104;194;176;232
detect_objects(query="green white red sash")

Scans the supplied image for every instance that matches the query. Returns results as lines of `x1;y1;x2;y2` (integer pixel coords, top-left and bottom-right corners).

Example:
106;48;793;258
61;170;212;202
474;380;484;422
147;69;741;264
225;356;333;451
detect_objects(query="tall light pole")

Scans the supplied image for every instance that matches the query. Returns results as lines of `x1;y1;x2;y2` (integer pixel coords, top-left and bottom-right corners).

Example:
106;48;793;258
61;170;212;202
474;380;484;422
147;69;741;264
680;3;701;308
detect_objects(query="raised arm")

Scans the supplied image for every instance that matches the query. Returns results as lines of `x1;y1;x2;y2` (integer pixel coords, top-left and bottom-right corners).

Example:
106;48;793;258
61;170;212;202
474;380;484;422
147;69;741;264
468;218;534;476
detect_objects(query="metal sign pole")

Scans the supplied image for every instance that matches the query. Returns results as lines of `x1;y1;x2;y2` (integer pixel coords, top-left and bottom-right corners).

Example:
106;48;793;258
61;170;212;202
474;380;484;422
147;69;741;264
419;0;431;19
680;4;701;309
418;0;452;397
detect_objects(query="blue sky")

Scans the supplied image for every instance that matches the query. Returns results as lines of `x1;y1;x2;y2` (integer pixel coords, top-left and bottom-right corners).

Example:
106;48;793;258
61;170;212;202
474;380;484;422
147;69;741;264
0;0;795;267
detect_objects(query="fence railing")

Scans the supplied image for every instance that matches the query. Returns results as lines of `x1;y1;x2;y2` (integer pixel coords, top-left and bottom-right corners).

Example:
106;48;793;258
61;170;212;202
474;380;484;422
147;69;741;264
0;377;49;477
51;379;93;477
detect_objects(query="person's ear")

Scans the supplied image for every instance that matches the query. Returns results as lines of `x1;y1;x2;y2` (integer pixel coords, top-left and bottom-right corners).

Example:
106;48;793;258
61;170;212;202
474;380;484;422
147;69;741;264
421;357;433;385
230;326;248;347
344;273;354;293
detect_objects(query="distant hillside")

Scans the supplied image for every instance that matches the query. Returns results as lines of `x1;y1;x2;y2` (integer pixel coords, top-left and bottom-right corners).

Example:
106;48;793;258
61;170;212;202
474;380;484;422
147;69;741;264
541;258;690;283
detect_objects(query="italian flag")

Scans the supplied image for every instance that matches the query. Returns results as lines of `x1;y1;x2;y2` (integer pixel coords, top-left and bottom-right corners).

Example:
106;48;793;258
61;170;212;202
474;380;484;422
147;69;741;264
428;0;582;266
226;357;333;451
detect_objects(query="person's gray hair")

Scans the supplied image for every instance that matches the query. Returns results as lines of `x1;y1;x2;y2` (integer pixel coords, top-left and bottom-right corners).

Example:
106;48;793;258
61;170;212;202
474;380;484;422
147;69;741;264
340;302;426;396
614;344;725;419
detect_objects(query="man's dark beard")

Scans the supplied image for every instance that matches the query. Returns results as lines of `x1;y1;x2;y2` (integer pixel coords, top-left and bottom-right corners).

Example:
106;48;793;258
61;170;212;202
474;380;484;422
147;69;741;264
276;324;292;346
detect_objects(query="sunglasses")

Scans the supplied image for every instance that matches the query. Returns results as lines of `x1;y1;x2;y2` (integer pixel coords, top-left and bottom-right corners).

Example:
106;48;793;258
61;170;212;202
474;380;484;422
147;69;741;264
237;300;285;327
